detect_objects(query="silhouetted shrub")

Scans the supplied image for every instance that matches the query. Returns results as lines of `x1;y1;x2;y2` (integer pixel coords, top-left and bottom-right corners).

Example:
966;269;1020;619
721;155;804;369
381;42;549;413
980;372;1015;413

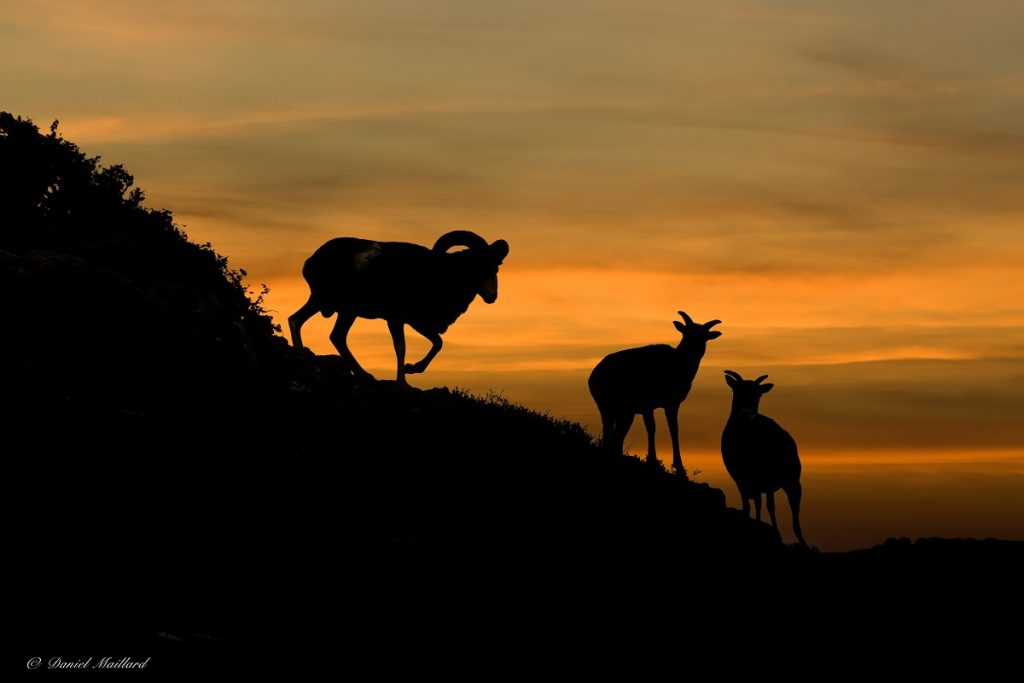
0;112;275;339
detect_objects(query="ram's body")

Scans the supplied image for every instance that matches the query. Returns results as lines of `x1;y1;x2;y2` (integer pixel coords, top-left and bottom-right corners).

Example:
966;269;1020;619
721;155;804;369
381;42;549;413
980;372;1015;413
302;238;484;333
289;230;509;384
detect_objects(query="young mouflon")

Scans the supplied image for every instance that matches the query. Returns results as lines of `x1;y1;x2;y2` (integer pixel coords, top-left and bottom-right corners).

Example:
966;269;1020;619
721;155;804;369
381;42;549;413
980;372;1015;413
588;311;721;476
721;370;807;547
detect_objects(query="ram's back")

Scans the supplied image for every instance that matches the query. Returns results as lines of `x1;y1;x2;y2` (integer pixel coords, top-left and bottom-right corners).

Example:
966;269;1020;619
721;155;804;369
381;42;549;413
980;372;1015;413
302;238;473;330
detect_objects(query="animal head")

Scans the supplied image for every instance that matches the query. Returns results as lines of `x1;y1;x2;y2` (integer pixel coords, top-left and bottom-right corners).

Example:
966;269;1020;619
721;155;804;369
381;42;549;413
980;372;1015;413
723;370;774;419
434;230;510;304
673;311;722;347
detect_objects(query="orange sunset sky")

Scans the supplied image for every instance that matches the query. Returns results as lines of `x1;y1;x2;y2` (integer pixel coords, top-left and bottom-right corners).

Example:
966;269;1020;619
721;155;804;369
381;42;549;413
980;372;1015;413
5;1;1023;549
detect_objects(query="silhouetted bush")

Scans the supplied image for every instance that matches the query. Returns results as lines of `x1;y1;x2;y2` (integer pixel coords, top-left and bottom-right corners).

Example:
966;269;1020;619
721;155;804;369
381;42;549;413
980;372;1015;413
0;112;274;338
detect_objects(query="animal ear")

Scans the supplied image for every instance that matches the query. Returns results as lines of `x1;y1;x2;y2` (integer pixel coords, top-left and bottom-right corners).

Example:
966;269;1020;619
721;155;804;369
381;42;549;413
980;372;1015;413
706;330;722;340
673;320;686;333
759;383;774;394
724;371;738;388
490;239;509;264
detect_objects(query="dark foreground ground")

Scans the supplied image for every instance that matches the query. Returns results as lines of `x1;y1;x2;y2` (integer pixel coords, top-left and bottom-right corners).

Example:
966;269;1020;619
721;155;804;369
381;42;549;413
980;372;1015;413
13;361;1023;674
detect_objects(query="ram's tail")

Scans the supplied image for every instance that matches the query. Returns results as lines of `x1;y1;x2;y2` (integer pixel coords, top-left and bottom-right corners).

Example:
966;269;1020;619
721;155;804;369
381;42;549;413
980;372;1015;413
300;253;335;318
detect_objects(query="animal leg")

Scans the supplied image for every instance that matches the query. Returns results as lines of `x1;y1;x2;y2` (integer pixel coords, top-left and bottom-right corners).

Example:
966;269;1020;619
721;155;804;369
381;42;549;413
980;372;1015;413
641;410;657;463
740;491;751;517
784;481;808;548
665;403;685;476
288;295;320;349
405;324;443;375
329;313;374;380
598;408;615;453
611;413;635;457
753;493;763;521
387;319;407;385
765;490;778;530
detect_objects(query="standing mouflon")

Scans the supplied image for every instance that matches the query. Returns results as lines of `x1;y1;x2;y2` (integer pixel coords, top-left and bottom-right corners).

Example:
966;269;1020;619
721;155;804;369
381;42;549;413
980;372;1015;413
588;311;721;476
721;370;807;547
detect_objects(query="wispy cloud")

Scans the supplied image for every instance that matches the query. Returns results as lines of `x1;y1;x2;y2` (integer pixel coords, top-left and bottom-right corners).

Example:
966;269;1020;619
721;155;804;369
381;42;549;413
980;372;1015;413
799;45;960;94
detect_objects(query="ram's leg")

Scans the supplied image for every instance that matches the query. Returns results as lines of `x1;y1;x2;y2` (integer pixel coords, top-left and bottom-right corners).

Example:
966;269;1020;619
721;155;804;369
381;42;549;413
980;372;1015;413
612;413;634;457
387;319;408;385
666;402;685;476
641;410;657;464
288;295;319;349
329;313;374;380
765;490;779;531
598;408;615;453
405;324;443;375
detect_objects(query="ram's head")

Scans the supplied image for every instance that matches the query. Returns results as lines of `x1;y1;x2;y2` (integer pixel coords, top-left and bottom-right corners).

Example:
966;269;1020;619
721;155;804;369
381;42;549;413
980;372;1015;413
433;230;509;304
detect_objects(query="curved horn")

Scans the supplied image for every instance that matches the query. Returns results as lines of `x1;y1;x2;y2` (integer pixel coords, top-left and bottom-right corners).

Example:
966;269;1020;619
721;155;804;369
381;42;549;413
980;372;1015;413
754;375;769;384
678;310;694;326
724;370;744;381
433;230;489;253
490;239;509;264
704;319;722;330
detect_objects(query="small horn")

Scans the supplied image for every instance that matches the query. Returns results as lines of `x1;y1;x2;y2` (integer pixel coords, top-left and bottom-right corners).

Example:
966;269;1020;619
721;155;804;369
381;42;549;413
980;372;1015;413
433;230;489;253
754;375;769;384
724;370;743;380
704;319;722;330
678;310;694;326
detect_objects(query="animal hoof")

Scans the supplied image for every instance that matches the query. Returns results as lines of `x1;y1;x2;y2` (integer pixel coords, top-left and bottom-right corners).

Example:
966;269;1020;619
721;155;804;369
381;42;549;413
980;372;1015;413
404;363;423;375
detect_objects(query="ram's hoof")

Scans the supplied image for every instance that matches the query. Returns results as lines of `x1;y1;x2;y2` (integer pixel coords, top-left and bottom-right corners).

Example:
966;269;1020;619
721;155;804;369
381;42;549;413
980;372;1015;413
404;363;423;375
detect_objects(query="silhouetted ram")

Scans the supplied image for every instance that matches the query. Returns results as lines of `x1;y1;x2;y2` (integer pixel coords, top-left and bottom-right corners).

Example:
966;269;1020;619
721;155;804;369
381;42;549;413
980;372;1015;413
289;230;509;384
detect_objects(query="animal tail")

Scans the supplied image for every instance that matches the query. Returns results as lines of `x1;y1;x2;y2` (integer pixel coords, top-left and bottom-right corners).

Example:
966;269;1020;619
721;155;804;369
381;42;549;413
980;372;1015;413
301;254;337;318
